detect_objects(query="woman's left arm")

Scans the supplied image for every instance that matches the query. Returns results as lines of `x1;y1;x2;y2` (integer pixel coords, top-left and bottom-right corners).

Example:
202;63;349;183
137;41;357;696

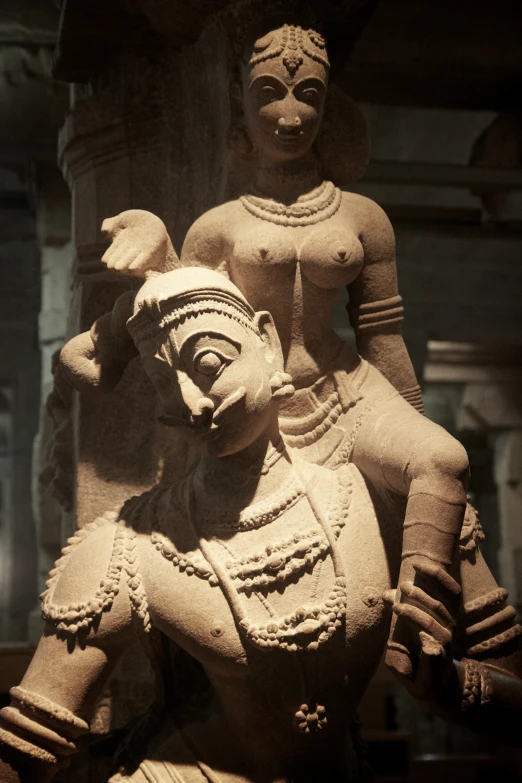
347;197;423;412
387;523;522;745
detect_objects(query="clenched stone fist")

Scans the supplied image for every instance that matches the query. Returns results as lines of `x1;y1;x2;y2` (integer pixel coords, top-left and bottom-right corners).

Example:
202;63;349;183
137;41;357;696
101;209;178;279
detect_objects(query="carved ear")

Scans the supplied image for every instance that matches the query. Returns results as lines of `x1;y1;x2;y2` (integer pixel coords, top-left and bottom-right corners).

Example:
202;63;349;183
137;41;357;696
254;311;282;367
314;84;370;186
227;80;256;159
230;81;242;106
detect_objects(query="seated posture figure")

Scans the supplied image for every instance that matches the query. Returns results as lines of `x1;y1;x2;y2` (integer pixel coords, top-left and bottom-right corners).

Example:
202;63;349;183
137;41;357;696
1;269;521;783
57;17;481;678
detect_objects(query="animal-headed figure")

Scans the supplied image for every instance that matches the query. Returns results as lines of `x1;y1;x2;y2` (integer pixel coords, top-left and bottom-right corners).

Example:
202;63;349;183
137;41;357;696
1;269;522;783
60;16;474;683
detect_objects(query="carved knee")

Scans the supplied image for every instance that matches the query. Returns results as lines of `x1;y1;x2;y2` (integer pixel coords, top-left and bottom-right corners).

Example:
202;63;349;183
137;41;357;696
409;436;470;500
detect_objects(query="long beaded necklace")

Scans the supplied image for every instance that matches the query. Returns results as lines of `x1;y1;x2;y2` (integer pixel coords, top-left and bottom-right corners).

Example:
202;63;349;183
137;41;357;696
185;458;348;733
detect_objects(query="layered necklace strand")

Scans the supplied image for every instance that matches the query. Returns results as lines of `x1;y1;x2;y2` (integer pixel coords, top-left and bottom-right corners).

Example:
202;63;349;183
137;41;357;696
185;457;348;733
240;180;342;227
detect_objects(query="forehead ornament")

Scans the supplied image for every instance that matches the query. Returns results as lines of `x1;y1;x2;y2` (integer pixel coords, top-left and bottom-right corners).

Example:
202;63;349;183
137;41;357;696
248;24;330;78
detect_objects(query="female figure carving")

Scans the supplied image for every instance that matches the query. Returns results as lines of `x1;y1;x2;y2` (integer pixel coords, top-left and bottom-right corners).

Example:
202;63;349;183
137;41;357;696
1;270;521;783
63;19;472;679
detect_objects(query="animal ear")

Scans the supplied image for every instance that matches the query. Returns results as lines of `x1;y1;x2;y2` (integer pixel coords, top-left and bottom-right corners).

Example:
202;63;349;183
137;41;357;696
254;311;282;367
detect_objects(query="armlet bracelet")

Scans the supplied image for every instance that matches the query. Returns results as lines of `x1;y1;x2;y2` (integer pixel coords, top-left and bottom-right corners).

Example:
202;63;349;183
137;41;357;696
461;658;493;711
348;295;404;333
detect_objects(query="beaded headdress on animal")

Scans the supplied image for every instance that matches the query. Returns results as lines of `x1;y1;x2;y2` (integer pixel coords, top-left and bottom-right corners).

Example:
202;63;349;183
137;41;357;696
248;23;330;77
126;268;261;345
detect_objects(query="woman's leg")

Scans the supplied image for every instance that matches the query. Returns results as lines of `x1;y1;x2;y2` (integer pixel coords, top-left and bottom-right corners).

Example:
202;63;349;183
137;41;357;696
351;391;469;678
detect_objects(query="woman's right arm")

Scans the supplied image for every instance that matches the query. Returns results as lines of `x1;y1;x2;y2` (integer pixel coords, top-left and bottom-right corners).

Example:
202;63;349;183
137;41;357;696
0;520;135;782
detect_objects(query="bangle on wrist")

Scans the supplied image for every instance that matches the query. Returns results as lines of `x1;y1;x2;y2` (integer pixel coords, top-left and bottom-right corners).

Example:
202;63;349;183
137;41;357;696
461;658;493;711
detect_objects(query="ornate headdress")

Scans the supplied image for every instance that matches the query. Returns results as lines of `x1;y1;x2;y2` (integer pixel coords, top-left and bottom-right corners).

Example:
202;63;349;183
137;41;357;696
248;24;330;77
127;268;261;345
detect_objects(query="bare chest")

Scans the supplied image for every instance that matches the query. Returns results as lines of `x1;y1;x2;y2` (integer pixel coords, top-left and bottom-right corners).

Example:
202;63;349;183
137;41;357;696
230;206;364;297
137;467;396;682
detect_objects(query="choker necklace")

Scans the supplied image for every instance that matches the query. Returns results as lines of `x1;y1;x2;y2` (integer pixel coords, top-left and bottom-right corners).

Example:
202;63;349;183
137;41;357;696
240;180;342;227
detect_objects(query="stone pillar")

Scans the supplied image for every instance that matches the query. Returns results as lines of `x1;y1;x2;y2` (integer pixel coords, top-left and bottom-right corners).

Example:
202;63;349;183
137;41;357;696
57;24;234;530
28;170;73;645
495;431;522;614
0;177;40;642
54;24;237;733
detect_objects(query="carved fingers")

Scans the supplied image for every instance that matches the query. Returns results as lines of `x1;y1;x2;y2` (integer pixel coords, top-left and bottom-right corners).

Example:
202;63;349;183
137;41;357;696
100;209;177;279
393;596;452;648
399;559;460;640
385;558;460;699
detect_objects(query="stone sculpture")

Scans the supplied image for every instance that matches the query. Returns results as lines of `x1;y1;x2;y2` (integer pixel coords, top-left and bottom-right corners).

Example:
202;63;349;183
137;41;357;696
1;268;522;783
61;19;475;678
1;15;522;783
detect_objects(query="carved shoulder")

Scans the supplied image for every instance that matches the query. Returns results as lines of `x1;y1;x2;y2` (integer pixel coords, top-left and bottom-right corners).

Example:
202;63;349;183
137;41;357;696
42;513;134;640
180;201;237;270
341;191;395;264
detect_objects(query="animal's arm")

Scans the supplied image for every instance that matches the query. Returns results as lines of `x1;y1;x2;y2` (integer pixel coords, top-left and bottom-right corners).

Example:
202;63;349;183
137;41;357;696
347;198;423;412
59;290;137;394
0;520;136;781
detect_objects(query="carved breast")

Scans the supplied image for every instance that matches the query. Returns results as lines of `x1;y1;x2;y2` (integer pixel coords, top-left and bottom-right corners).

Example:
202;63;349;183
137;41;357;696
231;223;364;298
299;228;364;289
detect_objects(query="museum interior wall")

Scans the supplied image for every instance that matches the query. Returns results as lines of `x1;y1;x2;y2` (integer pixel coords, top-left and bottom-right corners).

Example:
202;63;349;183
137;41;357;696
0;0;521;781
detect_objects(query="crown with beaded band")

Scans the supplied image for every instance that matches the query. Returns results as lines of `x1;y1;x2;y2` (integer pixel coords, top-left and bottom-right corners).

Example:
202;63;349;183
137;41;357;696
126;267;261;345
248;23;330;77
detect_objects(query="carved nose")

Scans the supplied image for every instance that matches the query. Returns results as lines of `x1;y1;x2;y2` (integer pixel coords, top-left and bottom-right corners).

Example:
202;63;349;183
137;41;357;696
189;399;214;430
278;116;301;130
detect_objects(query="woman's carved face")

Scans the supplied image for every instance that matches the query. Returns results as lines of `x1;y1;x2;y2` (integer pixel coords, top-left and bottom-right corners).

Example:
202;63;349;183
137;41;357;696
242;26;329;162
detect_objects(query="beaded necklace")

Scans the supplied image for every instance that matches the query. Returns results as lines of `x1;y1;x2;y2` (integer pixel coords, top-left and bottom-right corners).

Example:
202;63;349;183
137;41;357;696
186;459;348;733
240;180;342;227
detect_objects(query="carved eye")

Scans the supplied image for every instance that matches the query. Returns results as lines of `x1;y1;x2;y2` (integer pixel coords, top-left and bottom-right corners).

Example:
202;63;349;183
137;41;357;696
301;88;319;104
194;351;226;376
149;372;172;395
260;85;278;103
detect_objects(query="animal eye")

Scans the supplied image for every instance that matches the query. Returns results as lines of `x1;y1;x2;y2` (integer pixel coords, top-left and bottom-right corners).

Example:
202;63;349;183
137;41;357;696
260;85;278;103
149;372;172;395
194;351;226;376
301;88;318;103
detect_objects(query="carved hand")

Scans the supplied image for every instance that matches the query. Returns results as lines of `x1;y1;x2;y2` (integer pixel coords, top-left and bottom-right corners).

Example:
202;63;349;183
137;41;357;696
384;559;460;702
101;209;178;279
